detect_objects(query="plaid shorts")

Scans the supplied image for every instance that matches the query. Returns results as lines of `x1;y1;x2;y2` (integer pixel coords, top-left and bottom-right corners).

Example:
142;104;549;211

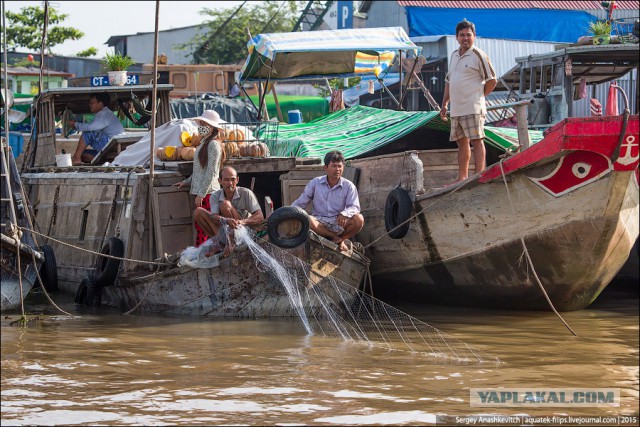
315;216;345;236
450;114;486;141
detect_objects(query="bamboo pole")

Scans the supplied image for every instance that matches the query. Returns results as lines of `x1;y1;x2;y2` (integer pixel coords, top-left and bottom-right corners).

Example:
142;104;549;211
147;0;160;264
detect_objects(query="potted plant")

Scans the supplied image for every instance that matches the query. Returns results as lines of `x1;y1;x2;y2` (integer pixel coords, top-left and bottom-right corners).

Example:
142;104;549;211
102;51;135;86
588;20;612;45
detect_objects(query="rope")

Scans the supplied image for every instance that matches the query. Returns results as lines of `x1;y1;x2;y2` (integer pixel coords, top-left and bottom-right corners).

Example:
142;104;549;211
122;254;172;315
28;246;75;317
6;223;73;318
358;165;577;335
363;178;474;250
15;225;173;266
12;228;26;319
498;160;577;336
96;184;120;264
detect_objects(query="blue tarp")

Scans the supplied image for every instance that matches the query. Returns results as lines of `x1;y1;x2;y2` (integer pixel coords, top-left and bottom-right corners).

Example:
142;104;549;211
406;7;595;43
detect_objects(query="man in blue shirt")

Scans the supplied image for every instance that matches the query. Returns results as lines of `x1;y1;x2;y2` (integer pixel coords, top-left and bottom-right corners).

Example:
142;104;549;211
292;150;364;252
68;92;124;165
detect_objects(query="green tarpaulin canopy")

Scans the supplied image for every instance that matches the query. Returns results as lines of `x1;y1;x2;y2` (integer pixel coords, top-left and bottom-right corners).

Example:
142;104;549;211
263;105;543;159
248;94;329;123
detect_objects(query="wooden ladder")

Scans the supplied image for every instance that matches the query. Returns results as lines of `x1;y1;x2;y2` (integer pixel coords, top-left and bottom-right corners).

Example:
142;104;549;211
1;137;19;228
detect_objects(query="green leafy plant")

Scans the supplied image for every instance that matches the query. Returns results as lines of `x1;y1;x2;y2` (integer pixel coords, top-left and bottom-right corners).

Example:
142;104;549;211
102;51;135;71
588;20;612;36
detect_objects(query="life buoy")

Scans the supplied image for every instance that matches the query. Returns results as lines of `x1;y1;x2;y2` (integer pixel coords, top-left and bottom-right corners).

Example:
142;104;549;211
267;206;310;248
39;244;58;291
94;237;124;287
384;187;412;239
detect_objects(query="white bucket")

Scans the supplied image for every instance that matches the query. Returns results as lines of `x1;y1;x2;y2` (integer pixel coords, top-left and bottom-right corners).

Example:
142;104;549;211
55;153;72;167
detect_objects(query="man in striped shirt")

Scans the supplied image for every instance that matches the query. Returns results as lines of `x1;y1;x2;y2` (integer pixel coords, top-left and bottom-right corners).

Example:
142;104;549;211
440;20;497;183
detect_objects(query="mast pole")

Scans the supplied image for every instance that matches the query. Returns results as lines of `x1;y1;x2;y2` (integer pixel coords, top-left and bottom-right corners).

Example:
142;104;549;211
148;0;160;263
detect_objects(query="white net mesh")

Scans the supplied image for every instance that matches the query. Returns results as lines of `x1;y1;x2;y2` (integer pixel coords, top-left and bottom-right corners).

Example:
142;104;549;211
235;227;500;364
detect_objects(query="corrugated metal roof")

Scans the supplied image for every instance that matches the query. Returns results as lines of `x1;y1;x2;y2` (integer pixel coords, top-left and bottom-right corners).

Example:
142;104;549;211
397;1;639;10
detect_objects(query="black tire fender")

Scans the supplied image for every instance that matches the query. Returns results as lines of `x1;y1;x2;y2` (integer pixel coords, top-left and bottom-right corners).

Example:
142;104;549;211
74;275;102;306
39;244;58;291
94;237;124;287
74;278;88;305
267;206;310;249
384;187;412;239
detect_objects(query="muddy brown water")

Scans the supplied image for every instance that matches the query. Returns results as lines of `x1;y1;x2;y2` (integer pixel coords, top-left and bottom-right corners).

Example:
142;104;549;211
1;282;638;426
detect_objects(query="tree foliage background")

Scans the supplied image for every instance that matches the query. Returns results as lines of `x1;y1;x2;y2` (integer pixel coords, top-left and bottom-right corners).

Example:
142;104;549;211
186;1;303;65
3;6;86;54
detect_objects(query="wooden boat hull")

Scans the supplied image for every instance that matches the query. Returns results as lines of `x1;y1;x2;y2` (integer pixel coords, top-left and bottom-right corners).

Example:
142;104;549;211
99;236;367;317
372;174;637;310
1;235;42;311
22;164;368;317
350;116;639;311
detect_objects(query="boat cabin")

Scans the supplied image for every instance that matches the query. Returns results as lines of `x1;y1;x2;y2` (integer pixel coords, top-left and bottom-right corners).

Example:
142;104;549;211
20;83;324;292
500;44;639;128
27;84;174;168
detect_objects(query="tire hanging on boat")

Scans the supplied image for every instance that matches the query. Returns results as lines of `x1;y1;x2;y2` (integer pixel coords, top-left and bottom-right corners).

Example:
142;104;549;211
39;244;58;291
267;206;310;249
94;237;124;287
74;275;102;306
384;187;412;239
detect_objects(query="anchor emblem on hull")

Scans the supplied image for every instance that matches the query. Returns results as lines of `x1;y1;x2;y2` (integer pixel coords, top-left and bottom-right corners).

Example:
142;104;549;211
614;135;639;171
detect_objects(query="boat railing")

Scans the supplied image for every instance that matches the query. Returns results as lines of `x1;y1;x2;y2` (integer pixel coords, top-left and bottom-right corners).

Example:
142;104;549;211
486;99;534;150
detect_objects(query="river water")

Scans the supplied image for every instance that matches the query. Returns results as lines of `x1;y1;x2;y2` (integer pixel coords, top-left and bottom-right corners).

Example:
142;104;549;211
1;281;638;426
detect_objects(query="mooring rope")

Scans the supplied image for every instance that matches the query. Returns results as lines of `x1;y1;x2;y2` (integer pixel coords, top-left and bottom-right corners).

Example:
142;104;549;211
498;160;577;336
363;177;474;250
16;225;173;266
27;247;75;317
6;223;74;318
122;258;167;315
357;162;577;336
13;229;26;319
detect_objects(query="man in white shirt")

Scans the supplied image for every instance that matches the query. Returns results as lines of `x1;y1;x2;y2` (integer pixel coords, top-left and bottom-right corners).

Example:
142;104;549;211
68;92;124;165
292;150;364;252
440;20;497;183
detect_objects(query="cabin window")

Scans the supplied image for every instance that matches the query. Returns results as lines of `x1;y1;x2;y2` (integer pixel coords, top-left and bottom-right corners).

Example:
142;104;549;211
157;71;170;84
214;73;225;93
172;73;187;89
79;209;89;241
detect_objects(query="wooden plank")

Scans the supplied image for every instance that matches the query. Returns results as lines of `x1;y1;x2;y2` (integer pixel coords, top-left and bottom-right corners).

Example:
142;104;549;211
152;186;194;257
91;133;145;165
177;157;299;177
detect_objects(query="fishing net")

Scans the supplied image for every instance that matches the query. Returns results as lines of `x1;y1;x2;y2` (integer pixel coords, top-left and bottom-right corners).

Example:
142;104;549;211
235;227;500;364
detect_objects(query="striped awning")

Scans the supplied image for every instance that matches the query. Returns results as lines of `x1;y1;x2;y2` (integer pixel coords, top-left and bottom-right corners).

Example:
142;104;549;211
240;27;421;81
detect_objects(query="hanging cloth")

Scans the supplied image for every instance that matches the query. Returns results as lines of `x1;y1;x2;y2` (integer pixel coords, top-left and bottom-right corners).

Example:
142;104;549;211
605;82;619;116
578;77;587;100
